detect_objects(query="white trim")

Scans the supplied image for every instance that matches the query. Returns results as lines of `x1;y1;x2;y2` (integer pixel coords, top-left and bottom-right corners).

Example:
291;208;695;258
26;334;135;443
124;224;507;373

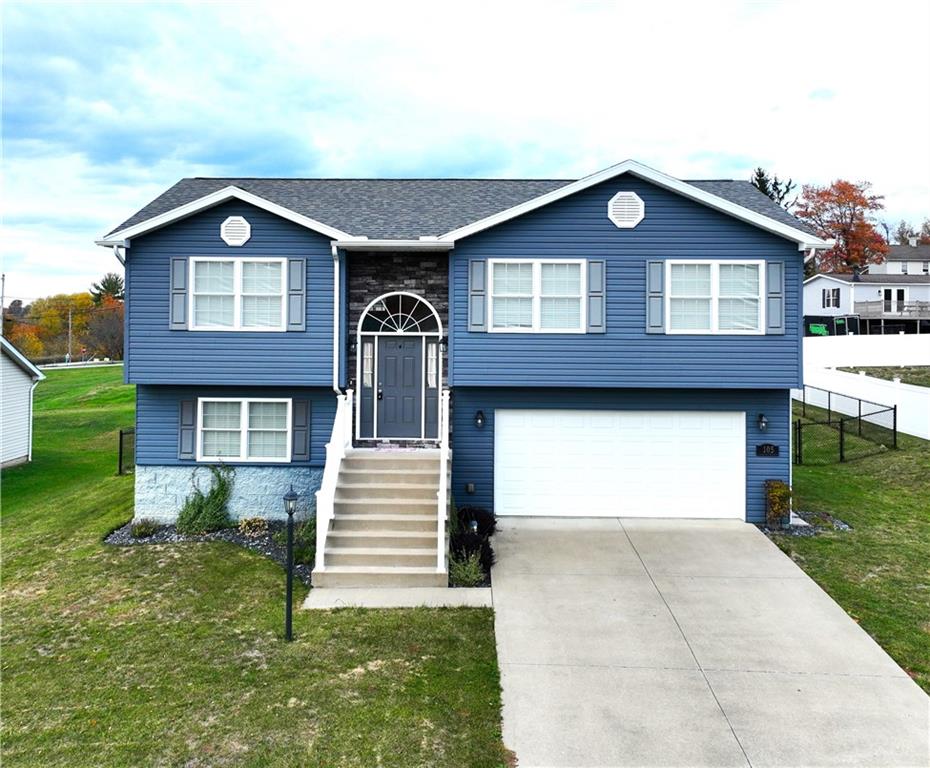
488;259;587;333
332;244;341;394
664;260;766;335
805;273;930;288
99;186;356;244
333;239;455;251
821;287;841;309
358;291;444;337
0;337;45;380
188;257;287;332
881;286;909;312
437;159;833;248
196;397;292;463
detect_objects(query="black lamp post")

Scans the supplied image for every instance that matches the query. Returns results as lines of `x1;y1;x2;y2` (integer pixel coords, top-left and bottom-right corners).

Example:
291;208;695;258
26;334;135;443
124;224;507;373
283;485;299;641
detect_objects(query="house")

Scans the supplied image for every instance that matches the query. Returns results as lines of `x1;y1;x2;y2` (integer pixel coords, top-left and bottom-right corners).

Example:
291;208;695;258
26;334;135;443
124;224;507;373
96;160;831;587
869;240;930;276
803;272;930;335
0;336;45;467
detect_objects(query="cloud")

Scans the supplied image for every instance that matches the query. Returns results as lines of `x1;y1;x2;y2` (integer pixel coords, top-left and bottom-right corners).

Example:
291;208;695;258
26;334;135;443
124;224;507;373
2;0;929;302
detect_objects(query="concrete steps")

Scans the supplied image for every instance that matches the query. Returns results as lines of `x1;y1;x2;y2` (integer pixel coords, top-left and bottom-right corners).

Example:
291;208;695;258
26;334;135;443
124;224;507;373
312;449;447;588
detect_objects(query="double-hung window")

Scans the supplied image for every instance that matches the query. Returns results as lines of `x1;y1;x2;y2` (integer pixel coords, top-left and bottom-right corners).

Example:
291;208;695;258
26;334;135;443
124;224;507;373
489;259;586;332
197;398;291;462
190;258;286;331
822;287;840;308
666;260;765;334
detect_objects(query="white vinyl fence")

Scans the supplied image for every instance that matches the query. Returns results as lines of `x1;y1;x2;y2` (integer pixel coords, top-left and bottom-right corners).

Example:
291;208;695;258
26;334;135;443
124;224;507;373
804;335;930;369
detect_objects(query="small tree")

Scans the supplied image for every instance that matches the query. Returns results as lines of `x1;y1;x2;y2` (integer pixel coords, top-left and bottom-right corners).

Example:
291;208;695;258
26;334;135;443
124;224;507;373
893;218;930;245
90;273;125;304
751;168;796;209
86;296;124;359
794;180;889;272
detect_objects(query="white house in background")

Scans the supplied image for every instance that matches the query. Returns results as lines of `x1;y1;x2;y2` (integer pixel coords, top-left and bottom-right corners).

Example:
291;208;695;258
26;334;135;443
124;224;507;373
868;240;930;276
1;336;45;467
803;273;930;335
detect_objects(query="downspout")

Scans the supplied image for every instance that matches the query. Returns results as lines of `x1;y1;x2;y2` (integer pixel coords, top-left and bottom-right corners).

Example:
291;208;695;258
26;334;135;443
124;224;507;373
27;380;39;461
331;243;341;394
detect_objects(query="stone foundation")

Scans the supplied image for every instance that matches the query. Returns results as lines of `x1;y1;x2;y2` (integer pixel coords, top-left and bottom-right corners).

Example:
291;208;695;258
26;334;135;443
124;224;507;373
134;465;323;523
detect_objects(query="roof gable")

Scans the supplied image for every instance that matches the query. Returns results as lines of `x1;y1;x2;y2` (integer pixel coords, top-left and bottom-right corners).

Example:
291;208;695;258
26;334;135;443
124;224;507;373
1;337;45;380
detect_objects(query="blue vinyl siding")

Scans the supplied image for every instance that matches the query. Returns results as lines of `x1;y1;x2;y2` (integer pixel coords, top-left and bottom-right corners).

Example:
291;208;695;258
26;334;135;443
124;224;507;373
136;385;335;467
451;387;791;523
126;200;333;385
451;174;804;389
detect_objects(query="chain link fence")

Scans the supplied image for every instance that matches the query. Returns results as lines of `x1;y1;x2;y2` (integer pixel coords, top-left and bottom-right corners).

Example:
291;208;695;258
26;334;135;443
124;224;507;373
118;428;135;475
793;386;897;465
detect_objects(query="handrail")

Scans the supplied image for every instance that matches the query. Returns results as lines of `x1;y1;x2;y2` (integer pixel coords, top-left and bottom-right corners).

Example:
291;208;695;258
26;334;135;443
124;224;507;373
436;388;452;572
853;299;930;318
314;389;354;572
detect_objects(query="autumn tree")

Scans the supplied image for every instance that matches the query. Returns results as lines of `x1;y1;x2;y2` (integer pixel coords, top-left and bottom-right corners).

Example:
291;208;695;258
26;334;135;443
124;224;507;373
85;296;124;359
893;218;930;245
794;180;889;273
90;273;125;304
26;293;95;356
750;168;796;209
7;324;43;359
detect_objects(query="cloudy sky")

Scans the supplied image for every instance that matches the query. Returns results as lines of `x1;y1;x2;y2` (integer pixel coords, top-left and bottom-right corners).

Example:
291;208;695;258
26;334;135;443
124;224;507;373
2;0;929;303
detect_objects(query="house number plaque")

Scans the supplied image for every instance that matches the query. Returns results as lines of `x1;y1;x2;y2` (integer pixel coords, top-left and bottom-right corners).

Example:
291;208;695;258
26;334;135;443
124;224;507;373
755;443;779;457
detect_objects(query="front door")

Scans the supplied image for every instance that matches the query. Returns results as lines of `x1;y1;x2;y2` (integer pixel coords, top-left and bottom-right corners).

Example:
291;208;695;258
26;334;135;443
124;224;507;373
377;337;423;438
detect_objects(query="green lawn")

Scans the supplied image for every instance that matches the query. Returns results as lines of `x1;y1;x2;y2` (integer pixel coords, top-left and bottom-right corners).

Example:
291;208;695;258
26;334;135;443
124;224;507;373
838;365;930;387
1;366;507;767
775;405;930;693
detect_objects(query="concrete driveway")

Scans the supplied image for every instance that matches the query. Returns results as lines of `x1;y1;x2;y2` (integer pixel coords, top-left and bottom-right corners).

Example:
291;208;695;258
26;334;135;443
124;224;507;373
492;518;929;768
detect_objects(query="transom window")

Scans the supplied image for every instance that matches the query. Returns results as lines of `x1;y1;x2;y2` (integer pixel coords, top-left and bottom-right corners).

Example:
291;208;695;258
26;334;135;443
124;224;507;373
666;261;765;334
190;258;286;331
489;259;586;333
822;287;840;308
197;398;291;462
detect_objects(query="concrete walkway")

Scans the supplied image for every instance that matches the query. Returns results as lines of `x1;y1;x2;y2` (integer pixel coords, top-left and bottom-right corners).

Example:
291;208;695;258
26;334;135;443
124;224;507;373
492;518;929;768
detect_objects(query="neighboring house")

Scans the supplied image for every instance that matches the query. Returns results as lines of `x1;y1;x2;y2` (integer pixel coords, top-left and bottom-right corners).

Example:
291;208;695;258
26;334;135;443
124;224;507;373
97;159;831;587
0;336;45;467
868;240;930;276
803;273;930;335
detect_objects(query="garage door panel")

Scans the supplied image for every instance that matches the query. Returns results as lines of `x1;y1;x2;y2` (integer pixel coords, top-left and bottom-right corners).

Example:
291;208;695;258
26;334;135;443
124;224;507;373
494;410;745;519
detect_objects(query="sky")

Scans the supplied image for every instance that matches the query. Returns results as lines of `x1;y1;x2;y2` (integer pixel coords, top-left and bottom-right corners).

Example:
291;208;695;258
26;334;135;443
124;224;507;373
2;0;929;304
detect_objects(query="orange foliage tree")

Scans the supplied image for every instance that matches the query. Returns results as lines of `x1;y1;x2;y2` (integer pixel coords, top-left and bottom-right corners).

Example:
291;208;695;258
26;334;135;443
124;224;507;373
794;180;888;273
7;324;43;359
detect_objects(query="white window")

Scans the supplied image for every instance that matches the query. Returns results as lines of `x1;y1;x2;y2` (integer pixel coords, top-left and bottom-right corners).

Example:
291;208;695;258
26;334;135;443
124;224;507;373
923;261;929;275
822;287;840;308
666;261;765;334
197;398;291;462
362;342;374;389
427;342;438;388
190;258;286;331
901;262;909;274
489;259;586;333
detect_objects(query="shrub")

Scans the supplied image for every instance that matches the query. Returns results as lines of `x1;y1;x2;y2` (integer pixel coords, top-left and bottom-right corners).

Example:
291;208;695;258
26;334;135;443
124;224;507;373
447;496;461;536
449;530;495;572
457;505;497;538
449;550;485;587
176;466;234;535
130;518;159;539
764;479;792;528
272;516;317;566
238;516;269;538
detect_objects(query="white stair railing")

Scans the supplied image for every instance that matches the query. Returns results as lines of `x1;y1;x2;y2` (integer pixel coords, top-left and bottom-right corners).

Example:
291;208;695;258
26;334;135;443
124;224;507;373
314;389;354;572
436;388;451;572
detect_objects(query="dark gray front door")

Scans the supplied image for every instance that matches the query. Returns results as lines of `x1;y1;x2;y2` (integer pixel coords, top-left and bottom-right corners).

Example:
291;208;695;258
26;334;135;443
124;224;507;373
377;337;422;438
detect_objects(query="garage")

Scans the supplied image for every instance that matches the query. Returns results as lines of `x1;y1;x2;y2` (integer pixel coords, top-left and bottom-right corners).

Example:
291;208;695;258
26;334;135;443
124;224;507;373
493;410;746;518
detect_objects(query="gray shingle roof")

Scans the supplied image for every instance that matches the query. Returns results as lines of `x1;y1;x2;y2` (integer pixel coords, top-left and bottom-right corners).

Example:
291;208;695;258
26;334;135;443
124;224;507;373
816;273;930;284
886;244;930;261
108;176;818;240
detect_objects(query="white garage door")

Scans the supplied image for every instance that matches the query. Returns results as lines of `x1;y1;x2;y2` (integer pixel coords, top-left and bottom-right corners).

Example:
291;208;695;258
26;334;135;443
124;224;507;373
494;410;746;519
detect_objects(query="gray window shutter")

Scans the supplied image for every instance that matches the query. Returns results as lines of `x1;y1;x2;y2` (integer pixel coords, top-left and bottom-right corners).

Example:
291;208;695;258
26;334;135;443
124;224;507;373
287;259;306;331
766;262;785;334
170;257;188;330
178;399;196;459
468;260;488;332
587;260;606;333
291;399;310;461
645;261;665;334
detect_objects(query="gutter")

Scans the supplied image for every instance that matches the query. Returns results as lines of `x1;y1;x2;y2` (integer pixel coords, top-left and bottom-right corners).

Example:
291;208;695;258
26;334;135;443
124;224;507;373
27;380;39;462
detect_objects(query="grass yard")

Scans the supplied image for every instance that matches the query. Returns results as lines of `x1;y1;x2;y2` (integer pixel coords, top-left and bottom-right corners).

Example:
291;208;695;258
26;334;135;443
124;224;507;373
838;365;930;387
775;404;930;693
1;366;508;767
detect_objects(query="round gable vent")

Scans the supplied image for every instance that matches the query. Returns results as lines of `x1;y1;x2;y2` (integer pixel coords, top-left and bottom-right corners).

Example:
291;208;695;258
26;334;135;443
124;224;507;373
607;191;644;229
220;216;251;246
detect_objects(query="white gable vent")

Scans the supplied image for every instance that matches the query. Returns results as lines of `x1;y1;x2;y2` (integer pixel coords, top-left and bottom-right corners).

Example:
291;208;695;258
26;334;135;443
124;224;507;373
220;216;251;246
607;191;645;229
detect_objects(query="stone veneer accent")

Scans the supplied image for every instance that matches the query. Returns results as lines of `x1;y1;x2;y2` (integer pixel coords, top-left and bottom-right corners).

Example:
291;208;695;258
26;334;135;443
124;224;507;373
346;251;449;387
134;465;323;523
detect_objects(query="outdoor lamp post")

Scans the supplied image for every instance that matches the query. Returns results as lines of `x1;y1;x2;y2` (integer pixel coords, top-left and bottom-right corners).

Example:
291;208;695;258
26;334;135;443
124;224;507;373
283;486;299;641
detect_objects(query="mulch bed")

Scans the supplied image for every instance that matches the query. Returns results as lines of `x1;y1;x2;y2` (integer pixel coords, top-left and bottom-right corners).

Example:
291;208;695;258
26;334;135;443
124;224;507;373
104;521;313;585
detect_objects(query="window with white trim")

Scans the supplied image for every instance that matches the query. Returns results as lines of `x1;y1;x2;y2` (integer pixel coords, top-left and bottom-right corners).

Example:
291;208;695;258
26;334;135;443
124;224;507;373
902;262;909;274
822;287;840;308
666;261;765;334
190;258;286;331
923;261;929;275
197;398;291;462
489;259;586;332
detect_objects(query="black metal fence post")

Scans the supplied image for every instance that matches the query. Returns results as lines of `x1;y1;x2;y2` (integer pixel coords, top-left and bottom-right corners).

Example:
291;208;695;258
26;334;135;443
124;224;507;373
795;419;803;465
118;429;125;475
802;387;807;418
839;419;845;462
858;400;862;436
893;406;898;449
827;391;832;424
